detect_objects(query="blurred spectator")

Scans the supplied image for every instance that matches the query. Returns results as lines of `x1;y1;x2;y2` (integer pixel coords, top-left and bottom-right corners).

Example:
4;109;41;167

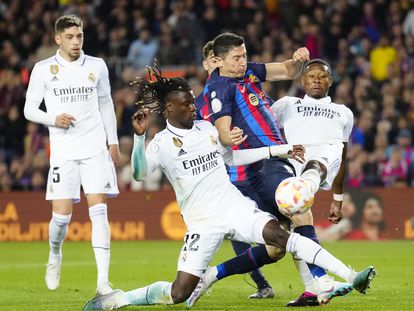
1;1;414;192
127;28;158;70
316;193;356;241
346;195;386;240
380;146;409;187
403;7;414;36
370;36;397;82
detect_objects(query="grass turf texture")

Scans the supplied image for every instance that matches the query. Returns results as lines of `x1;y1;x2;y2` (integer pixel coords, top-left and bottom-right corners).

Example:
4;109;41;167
0;240;412;311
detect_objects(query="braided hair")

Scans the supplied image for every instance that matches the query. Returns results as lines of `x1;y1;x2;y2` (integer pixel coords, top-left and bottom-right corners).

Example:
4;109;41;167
130;61;191;113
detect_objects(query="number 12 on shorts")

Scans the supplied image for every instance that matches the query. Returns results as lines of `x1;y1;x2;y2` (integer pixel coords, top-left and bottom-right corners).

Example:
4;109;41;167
183;233;200;251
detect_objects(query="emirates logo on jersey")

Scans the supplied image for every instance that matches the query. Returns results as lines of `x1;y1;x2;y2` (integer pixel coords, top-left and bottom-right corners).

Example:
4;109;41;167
88;73;96;82
50;65;59;75
173;137;183;148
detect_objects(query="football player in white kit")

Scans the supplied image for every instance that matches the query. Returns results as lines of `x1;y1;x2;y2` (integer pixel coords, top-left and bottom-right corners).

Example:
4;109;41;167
24;15;119;295
82;65;375;311
270;59;355;306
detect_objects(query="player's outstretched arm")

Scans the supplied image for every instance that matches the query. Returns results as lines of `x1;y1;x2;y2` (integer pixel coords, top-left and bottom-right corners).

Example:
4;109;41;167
265;47;310;81
222;144;305;166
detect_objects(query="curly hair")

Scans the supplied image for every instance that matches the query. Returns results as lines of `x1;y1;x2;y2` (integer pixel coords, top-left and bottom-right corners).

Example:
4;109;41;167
130;61;191;113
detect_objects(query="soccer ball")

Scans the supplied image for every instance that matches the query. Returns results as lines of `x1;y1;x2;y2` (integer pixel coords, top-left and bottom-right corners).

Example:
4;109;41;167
275;177;314;217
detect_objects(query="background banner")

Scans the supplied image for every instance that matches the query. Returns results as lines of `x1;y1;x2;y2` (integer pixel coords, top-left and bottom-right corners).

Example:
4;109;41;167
0;189;412;241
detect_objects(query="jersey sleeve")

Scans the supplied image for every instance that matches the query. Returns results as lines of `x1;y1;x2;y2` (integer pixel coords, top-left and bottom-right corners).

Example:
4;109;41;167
210;82;236;122
26;63;46;102
343;107;354;142
97;59;111;97
270;96;289;128
131;134;161;181
24;63;57;126
247;62;266;81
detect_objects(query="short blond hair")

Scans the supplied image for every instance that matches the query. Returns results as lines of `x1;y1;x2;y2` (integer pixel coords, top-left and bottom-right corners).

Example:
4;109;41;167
55;15;83;33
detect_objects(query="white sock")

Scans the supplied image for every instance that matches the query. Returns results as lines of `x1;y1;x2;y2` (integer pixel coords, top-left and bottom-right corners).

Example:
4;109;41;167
286;233;353;282
125;281;174;305
48;212;71;262
207;266;219;282
293;256;318;294
300;169;321;195
89;203;111;287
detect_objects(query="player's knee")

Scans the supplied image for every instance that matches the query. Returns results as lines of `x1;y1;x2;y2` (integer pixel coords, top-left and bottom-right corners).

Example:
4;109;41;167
290;209;314;226
263;220;290;248
304;160;325;174
170;283;193;303
265;245;286;260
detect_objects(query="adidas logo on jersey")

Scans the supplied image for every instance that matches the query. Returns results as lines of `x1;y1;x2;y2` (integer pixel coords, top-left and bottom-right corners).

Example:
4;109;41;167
294;100;301;105
104;182;111;189
51;76;59;82
178;149;187;156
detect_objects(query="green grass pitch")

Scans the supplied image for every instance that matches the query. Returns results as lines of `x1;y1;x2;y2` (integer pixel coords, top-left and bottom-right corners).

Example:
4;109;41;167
0;240;412;311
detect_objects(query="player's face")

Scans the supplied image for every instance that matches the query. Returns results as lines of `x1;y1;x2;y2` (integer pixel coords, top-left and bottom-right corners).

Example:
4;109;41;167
55;26;84;61
218;44;247;79
301;64;332;99
202;51;219;75
167;90;197;129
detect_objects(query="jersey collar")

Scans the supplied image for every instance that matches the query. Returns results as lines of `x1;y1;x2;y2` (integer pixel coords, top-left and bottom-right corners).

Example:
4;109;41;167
304;94;331;104
55;49;86;67
166;120;197;137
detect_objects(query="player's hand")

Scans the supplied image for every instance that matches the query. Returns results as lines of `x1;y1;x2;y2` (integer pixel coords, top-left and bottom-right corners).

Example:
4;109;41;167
230;126;247;145
328;201;343;224
108;144;121;166
132;108;150;136
292;47;310;62
55;113;76;129
289;144;305;163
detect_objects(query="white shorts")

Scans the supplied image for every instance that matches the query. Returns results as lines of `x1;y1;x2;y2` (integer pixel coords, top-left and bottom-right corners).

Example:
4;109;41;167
177;197;274;277
289;142;343;190
46;149;119;203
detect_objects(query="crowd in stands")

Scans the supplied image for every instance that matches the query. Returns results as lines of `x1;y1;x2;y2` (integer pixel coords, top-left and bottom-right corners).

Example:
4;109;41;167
1;0;414;194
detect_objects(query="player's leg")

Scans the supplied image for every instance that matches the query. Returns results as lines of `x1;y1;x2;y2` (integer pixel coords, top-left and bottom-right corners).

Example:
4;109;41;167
188;210;375;308
288;210;353;306
230;240;274;298
45;159;79;290
86;193;112;295
261;220;376;300
83;272;199;310
81;150;119;295
248;157;353;305
83;230;224;310
231;183;274;298
46;199;73;290
186;201;285;308
288;152;351;305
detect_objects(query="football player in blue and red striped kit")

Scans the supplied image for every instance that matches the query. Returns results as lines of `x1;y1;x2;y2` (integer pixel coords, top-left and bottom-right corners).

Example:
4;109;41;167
188;33;353;307
195;41;275;299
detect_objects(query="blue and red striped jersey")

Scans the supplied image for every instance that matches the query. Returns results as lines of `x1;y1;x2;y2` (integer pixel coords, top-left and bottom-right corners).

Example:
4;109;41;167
206;63;285;149
195;70;248;183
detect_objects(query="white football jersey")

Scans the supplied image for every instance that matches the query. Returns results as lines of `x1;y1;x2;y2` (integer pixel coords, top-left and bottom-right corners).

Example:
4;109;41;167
271;95;354;145
26;50;110;160
138;120;251;226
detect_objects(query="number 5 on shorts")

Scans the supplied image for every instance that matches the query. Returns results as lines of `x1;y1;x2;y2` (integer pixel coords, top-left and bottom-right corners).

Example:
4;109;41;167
52;167;60;183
